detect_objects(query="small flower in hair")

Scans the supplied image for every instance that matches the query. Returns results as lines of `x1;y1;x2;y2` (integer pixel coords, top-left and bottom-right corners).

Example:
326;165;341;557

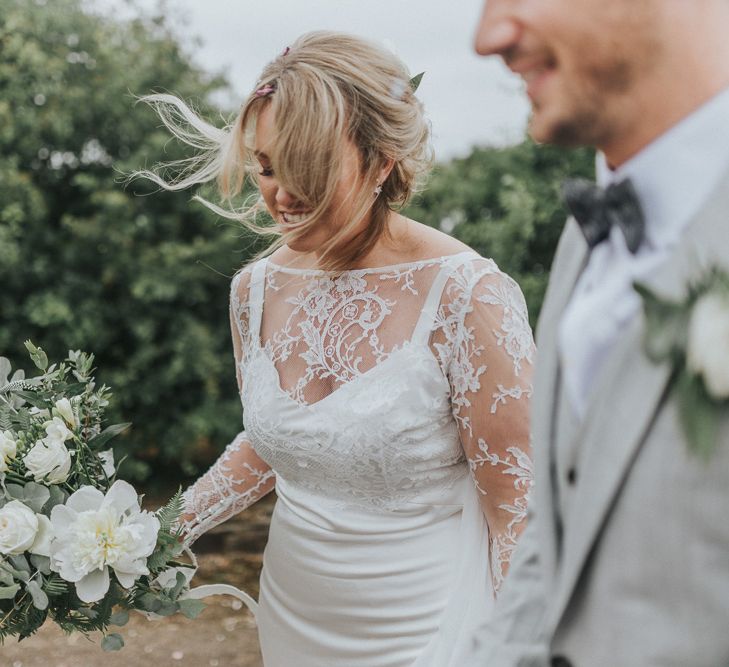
254;83;276;98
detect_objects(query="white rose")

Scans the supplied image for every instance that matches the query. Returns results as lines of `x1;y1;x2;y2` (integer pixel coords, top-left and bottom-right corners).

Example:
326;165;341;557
0;500;53;556
49;480;160;603
0;431;18;473
43;416;73;443
53;398;76;428
23;438;72;484
687;292;729;399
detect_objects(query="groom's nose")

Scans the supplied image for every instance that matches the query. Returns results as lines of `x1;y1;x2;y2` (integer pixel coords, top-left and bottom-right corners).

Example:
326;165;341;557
474;0;521;56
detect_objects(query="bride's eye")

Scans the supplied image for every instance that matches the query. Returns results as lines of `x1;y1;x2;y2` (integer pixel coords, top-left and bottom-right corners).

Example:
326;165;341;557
258;165;274;177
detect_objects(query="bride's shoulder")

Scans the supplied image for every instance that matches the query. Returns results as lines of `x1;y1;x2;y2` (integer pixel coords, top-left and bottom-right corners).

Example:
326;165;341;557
230;257;265;299
404;220;472;258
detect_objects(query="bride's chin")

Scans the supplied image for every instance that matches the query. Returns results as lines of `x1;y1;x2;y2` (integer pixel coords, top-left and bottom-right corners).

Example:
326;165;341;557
284;235;315;253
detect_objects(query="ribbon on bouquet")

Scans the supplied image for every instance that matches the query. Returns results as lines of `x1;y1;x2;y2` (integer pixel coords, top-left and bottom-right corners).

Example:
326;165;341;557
141;547;258;621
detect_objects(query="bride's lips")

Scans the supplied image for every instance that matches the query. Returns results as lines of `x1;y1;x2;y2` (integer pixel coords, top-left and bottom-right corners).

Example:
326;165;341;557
279;211;311;228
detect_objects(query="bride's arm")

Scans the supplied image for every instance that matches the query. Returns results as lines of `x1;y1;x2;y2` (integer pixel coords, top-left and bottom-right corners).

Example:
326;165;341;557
178;270;276;546
445;261;535;594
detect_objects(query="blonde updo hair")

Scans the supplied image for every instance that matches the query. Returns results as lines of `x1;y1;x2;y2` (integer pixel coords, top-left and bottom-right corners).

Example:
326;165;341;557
137;30;433;272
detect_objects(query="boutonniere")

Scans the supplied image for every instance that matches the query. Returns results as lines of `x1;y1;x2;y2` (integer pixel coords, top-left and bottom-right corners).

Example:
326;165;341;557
635;269;729;459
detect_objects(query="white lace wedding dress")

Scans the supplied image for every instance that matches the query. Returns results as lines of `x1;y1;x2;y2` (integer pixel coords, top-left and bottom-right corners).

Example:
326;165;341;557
180;250;534;666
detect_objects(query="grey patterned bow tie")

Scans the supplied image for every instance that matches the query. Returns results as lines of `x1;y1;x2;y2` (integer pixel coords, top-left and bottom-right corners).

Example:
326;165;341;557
562;178;646;254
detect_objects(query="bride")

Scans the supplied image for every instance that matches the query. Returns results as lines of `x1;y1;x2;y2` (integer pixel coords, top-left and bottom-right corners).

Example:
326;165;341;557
140;31;534;667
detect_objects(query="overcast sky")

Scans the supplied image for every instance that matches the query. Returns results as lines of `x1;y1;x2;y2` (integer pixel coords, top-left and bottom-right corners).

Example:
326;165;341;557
96;0;531;161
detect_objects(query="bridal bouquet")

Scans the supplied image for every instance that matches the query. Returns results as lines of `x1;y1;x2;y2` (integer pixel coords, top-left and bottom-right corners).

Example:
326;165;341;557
0;342;203;651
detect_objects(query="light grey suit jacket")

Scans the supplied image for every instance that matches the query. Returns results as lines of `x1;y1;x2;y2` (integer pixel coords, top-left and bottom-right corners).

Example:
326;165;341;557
466;168;729;667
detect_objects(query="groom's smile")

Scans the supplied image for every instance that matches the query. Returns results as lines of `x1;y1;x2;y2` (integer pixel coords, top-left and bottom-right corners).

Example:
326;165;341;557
474;0;663;161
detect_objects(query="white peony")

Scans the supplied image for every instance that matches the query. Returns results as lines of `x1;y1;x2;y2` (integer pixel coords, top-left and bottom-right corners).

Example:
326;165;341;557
0;500;53;556
49;480;160;603
0;431;18;473
53;398;76;428
23;438;72;484
687;292;729;399
43;416;73;443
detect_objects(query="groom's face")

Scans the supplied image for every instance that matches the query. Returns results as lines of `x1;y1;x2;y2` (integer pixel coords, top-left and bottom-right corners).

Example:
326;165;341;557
474;0;662;149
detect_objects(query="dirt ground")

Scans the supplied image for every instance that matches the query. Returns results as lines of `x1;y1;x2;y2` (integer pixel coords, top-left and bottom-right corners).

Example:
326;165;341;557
1;494;276;667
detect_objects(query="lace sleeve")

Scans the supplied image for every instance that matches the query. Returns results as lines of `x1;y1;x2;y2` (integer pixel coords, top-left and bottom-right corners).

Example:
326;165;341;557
445;259;535;594
178;269;276;546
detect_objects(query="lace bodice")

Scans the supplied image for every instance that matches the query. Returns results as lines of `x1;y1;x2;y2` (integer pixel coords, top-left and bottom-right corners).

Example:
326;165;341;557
181;251;534;591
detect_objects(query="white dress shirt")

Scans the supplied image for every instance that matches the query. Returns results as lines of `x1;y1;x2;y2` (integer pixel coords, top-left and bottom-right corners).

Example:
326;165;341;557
559;86;729;417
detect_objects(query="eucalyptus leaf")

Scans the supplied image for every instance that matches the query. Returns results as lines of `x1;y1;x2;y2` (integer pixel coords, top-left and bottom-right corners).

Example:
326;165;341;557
44;485;67;514
676;370;721;460
136;592;163;613
9;554;31;576
0;566;14;586
26;579;49;610
2;564;30;582
14;391;49;409
88;423;131;451
5;483;25;501
109;609;130;626
21;482;51;513
30;554;51;575
178;598;206;619
152;599;179;617
0;583;20;599
634;281;687;361
24;340;48;371
101;633;125;652
169;570;187;600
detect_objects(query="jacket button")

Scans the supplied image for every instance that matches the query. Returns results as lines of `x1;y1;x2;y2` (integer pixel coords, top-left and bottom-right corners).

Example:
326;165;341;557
551;656;573;667
566;467;577;485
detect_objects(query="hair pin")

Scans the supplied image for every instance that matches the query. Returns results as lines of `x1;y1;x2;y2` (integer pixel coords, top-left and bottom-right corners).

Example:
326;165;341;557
254;84;276;98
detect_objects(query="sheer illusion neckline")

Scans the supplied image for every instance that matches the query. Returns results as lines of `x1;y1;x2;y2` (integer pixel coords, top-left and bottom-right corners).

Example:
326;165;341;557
265;250;478;275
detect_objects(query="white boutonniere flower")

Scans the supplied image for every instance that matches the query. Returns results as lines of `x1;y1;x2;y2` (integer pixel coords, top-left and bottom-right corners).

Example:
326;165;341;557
636;269;729;458
686;292;729;399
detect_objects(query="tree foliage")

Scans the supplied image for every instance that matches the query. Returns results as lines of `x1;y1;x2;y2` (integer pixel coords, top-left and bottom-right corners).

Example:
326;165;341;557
406;141;595;325
0;0;259;485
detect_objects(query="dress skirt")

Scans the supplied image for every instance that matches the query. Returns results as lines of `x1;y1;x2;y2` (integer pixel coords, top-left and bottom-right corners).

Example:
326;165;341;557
256;474;494;667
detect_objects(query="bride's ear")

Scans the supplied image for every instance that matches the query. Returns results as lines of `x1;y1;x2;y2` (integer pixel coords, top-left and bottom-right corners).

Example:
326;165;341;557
377;158;396;185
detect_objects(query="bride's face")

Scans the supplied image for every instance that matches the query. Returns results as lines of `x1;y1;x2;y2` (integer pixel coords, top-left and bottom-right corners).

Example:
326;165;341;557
254;104;368;255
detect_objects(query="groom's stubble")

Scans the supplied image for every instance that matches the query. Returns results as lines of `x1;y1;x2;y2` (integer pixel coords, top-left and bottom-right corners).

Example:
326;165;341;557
475;0;673;163
521;4;664;151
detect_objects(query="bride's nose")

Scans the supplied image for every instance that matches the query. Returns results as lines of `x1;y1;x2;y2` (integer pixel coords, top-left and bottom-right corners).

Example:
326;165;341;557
275;185;299;209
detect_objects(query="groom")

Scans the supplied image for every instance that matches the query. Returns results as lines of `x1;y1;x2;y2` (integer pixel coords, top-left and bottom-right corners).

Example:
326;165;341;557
467;1;729;665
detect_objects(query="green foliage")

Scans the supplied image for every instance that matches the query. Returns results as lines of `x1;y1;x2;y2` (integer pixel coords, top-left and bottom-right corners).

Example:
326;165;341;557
0;0;256;486
406;141;595;325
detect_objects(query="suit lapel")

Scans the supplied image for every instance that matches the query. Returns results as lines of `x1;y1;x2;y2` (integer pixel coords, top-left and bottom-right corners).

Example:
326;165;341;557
547;168;729;630
531;220;589;577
